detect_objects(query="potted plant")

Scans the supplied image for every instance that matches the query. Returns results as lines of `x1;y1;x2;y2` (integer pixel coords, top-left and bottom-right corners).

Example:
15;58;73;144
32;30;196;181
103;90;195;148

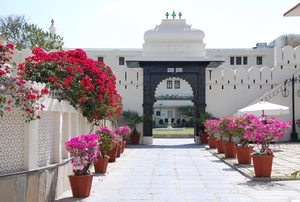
204;119;219;148
121;110;152;144
244;115;291;177
218;116;236;158
228;114;255;164
65;133;101;198
190;111;216;144
95;126;118;172
114;125;131;153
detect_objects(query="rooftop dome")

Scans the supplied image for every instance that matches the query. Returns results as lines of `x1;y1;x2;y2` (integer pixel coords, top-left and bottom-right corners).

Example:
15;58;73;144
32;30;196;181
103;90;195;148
143;18;206;58
144;19;205;43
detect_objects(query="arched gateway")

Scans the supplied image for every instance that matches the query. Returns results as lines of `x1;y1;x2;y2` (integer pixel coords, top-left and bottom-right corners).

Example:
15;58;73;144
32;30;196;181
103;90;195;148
126;13;224;144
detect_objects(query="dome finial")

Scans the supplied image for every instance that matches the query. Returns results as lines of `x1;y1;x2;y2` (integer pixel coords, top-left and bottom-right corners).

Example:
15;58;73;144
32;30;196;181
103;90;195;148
49;19;56;36
165;12;169;19
171;10;176;19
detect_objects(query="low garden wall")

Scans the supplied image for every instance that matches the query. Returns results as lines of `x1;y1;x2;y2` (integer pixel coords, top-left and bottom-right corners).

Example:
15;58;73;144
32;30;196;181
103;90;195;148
0;96;111;202
0;160;72;202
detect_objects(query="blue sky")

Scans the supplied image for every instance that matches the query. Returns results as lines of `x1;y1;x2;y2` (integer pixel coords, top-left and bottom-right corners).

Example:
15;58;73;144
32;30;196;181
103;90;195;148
1;0;300;49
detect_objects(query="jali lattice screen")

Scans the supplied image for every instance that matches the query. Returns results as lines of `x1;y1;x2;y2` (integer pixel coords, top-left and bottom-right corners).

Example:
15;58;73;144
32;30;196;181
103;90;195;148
0;111;25;173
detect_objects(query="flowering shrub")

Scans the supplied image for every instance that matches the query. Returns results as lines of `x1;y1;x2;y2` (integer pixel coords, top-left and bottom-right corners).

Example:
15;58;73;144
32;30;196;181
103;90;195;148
114;125;131;140
0;43;14;64
227;114;256;147
204;119;219;138
65;133;101;175
218;116;235;142
95;126;118;157
244;115;291;155
0;43;49;122
18;47;123;125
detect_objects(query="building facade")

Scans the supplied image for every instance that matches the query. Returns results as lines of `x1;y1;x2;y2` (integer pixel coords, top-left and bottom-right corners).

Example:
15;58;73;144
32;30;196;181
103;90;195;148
81;17;300;143
4;16;300;143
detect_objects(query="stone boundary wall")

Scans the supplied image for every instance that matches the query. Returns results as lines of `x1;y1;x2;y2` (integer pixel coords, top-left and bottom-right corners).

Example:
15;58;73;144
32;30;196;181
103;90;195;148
0;160;72;202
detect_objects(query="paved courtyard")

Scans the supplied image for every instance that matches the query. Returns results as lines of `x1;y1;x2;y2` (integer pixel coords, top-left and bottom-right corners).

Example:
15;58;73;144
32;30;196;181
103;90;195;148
56;138;300;202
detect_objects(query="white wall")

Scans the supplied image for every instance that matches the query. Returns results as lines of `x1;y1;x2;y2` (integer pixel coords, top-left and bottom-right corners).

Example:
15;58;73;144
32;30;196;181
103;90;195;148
9;45;300;142
85;45;300;141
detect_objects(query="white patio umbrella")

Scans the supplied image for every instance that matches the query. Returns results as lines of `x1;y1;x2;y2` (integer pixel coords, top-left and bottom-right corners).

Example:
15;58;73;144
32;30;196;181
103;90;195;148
237;101;289;116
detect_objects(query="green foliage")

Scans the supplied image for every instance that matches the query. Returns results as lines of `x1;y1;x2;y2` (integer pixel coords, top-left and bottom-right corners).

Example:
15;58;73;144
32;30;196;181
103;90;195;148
176;106;194;119
190;111;216;127
291;170;300;180
121;110;152;134
171;118;175;123
176;118;181;125
95;127;117;158
0;15;64;51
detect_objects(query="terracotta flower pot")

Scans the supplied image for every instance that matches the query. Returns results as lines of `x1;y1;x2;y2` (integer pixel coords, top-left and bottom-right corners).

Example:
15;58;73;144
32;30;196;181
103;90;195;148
68;174;93;198
199;133;209;144
117;142;122;158
215;139;224;153
121;140;126;153
251;154;274;177
130;134;140;144
207;137;217;148
223;142;236;158
235;146;254;164
107;145;117;162
94;157;109;173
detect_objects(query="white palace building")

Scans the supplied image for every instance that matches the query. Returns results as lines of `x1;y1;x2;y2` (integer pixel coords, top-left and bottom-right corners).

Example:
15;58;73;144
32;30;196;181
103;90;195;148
75;12;299;144
1;5;300;201
2;10;300;144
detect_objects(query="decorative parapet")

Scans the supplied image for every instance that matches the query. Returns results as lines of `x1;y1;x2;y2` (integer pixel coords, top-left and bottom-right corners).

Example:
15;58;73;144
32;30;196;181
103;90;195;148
155;94;193;100
274;45;300;67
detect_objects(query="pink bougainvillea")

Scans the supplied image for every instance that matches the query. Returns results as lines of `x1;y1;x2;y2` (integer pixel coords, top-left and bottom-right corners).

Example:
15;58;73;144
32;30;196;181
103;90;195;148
65;133;101;175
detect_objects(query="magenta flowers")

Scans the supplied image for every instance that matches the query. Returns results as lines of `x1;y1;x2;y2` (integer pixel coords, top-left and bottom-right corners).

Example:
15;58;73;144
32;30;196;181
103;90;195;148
65;134;101;175
204;119;220;138
244;115;291;155
114;126;131;140
96;126;118;157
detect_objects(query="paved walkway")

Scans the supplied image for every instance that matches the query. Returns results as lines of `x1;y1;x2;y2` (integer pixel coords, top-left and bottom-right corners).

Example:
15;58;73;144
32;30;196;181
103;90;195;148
210;142;300;181
55;139;300;202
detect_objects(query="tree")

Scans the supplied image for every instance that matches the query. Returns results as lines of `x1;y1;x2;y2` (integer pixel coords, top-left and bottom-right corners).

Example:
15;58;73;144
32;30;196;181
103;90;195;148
0;15;64;51
285;34;300;48
176;106;194;119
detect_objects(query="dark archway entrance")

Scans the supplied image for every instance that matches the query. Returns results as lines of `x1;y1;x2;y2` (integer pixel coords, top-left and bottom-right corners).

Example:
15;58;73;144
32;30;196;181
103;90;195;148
138;61;217;140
